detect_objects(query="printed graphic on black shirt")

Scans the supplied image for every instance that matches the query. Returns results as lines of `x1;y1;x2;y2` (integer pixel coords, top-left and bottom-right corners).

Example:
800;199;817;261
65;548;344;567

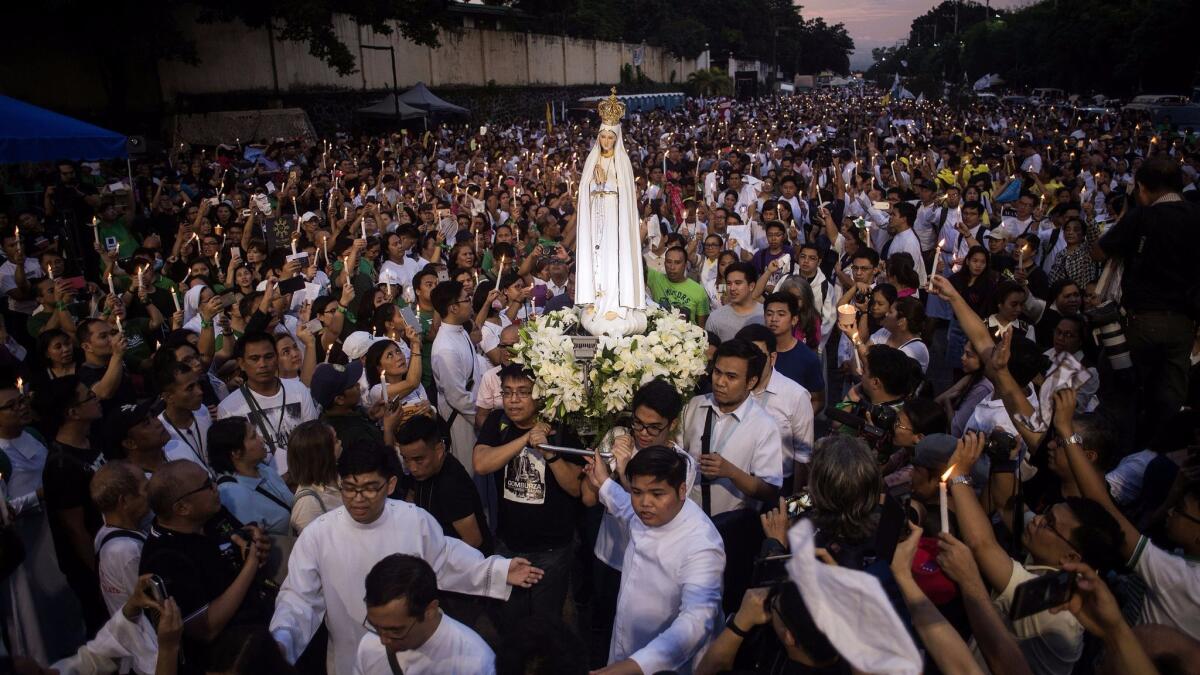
503;449;546;505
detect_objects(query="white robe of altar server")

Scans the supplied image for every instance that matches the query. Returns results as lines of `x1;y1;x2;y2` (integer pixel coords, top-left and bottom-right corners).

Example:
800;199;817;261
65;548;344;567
431;323;480;474
600;479;725;674
270;501;513;675
353;613;495;675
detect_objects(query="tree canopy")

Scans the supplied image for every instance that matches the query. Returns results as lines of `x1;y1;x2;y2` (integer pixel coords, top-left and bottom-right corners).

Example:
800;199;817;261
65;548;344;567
866;0;1200;99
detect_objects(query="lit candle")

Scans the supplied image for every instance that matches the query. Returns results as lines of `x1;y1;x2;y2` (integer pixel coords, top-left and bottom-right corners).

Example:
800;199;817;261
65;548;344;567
15;377;23;394
115;314;124;334
940;464;956;534
494;255;506;291
137;266;144;294
361;215;367;240
92;217;101;245
107;273;116;297
172;289;181;313
929;239;945;286
291;236;298;257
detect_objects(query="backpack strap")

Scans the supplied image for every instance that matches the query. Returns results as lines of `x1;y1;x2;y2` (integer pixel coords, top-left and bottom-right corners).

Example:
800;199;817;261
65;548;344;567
95;529;146;562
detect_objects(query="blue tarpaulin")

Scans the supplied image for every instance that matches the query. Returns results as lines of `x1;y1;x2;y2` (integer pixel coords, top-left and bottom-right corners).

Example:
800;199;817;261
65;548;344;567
0;96;127;163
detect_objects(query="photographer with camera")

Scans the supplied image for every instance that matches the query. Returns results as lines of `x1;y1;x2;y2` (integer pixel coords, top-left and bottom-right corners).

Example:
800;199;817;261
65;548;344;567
1095;157;1200;441
138;460;274;671
944;432;1124;675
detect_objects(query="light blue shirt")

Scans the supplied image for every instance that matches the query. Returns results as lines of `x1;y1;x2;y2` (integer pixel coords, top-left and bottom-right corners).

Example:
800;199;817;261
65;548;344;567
218;464;294;535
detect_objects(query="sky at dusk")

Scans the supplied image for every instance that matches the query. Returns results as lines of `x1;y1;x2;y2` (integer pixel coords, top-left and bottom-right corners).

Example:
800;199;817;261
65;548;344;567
798;0;1028;70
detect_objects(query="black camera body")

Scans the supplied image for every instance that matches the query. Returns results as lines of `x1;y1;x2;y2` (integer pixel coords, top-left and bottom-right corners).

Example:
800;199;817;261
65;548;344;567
825;400;899;457
983;428;1018;463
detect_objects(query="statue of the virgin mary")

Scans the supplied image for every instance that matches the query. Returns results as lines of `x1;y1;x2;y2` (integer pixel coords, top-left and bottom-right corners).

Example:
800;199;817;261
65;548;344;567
575;88;647;337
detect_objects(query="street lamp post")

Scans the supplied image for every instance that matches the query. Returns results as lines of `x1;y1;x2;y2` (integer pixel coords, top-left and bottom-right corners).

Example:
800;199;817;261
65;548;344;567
362;44;400;123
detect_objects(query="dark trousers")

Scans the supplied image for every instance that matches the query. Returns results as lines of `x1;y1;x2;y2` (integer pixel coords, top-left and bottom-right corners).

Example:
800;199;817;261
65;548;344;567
1126;310;1195;442
495;539;575;627
590;562;622;667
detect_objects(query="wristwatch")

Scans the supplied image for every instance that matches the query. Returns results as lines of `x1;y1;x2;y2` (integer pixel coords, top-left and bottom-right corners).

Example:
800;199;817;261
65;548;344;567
725;614;752;638
948;475;973;488
1065;433;1084;446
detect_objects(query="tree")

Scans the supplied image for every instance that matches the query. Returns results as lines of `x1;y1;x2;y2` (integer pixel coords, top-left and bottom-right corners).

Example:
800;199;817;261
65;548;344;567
687;68;734;96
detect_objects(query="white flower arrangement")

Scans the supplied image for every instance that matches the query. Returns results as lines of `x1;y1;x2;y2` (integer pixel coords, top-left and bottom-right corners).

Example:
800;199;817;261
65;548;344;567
510;309;587;421
511;306;708;430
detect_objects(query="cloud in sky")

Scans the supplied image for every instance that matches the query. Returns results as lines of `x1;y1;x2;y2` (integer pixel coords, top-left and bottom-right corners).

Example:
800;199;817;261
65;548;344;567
799;0;1027;70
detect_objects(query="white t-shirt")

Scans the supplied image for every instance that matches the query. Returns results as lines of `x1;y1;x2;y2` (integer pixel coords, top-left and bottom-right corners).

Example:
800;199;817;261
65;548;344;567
216;379;319;475
94;526;145;616
869;328;930;373
0;259;44;314
1129;535;1200;640
158;407;213;470
990;559;1084;675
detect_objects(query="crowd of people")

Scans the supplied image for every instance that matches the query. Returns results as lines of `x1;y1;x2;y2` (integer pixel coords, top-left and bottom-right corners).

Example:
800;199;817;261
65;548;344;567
0;87;1198;675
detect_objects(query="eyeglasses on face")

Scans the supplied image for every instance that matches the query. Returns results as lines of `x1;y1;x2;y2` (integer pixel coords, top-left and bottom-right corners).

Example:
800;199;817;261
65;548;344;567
339;481;387;499
630;419;667;435
0;395;29;413
363;616;417;640
500;388;534;400
172;477;214;506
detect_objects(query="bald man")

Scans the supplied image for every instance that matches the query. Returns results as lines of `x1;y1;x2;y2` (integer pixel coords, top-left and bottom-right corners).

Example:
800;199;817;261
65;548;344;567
91;460;150;614
138;460;272;664
474;323;520;430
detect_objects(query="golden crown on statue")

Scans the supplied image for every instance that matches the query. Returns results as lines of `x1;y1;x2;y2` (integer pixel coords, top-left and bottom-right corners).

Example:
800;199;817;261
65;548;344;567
598;87;626;126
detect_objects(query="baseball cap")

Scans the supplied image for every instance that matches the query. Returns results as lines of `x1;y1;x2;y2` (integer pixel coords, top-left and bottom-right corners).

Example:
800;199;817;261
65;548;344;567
343;331;384;361
105;400;160;448
310;362;364;409
913;433;990;487
983;228;1008;241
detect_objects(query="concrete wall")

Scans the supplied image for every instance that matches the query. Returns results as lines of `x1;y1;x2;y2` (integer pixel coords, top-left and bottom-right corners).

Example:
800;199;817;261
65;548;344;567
157;12;701;99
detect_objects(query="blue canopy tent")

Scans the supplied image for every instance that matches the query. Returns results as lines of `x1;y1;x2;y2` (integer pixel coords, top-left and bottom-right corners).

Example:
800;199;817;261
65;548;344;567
0;96;127;163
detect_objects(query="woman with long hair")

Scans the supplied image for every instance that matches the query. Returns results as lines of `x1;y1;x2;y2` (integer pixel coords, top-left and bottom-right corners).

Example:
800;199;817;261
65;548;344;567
945;245;997;370
869;295;929;373
286;420;343;534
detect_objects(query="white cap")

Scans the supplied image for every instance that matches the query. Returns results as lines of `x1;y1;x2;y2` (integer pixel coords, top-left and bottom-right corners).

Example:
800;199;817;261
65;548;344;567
343;331;385;360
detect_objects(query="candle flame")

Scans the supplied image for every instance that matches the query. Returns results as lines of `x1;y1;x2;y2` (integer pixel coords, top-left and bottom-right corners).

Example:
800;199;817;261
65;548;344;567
941;464;956;481
15;377;23;392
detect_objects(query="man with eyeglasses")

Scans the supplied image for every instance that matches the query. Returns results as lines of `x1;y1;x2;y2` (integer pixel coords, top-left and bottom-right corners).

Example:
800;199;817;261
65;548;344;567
271;442;541;675
945;431;1125;675
1050;389;1200;641
582;379;698;660
430;280;482;482
139;460;273;670
356;554;495;675
473;363;585;629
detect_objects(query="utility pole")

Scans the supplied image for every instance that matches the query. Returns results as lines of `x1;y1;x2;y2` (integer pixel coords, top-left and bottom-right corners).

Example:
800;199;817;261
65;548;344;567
362;44;400;123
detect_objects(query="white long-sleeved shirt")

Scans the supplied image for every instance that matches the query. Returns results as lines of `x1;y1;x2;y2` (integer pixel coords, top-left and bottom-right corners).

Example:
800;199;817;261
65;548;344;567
270;501;513;675
431;323;480;419
353;612;495;675
676;395;783;517
51;610;158;675
601;479;724;674
752;370;815;467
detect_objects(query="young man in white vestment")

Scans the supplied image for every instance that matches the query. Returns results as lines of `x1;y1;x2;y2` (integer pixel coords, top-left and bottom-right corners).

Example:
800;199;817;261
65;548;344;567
354;553;495;675
583;445;725;675
270;442;543;675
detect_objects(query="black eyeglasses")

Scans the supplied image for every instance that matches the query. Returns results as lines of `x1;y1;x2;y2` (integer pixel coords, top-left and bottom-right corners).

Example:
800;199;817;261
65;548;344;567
1169;503;1200;527
172;477;214;506
1041;509;1077;552
630;419;667;435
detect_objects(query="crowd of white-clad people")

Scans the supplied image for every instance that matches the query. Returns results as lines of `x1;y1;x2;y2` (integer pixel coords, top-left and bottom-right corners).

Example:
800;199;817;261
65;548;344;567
0;88;1199;675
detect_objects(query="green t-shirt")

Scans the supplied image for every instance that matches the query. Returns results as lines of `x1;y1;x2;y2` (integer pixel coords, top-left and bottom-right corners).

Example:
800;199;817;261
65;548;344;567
646;269;710;324
98;218;140;259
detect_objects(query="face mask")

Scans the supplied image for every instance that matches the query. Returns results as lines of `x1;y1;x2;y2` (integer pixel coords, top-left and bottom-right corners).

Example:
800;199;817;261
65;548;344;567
154;257;165;272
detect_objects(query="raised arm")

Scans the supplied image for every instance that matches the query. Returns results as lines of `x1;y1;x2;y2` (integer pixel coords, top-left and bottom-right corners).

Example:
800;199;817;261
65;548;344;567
946;432;1017;591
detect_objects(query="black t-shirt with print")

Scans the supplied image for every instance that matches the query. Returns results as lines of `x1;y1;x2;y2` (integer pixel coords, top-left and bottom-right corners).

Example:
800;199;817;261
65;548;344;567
476;409;583;552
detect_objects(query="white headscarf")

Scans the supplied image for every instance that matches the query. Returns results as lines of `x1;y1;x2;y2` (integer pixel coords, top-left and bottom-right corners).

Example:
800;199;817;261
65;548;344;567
574;122;646;317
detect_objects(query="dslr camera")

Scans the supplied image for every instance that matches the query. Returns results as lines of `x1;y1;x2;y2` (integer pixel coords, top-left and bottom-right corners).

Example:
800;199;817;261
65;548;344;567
825;400;899;455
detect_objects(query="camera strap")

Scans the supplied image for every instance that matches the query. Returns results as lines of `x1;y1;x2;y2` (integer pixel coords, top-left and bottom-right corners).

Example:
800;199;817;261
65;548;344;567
700;406;714;516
